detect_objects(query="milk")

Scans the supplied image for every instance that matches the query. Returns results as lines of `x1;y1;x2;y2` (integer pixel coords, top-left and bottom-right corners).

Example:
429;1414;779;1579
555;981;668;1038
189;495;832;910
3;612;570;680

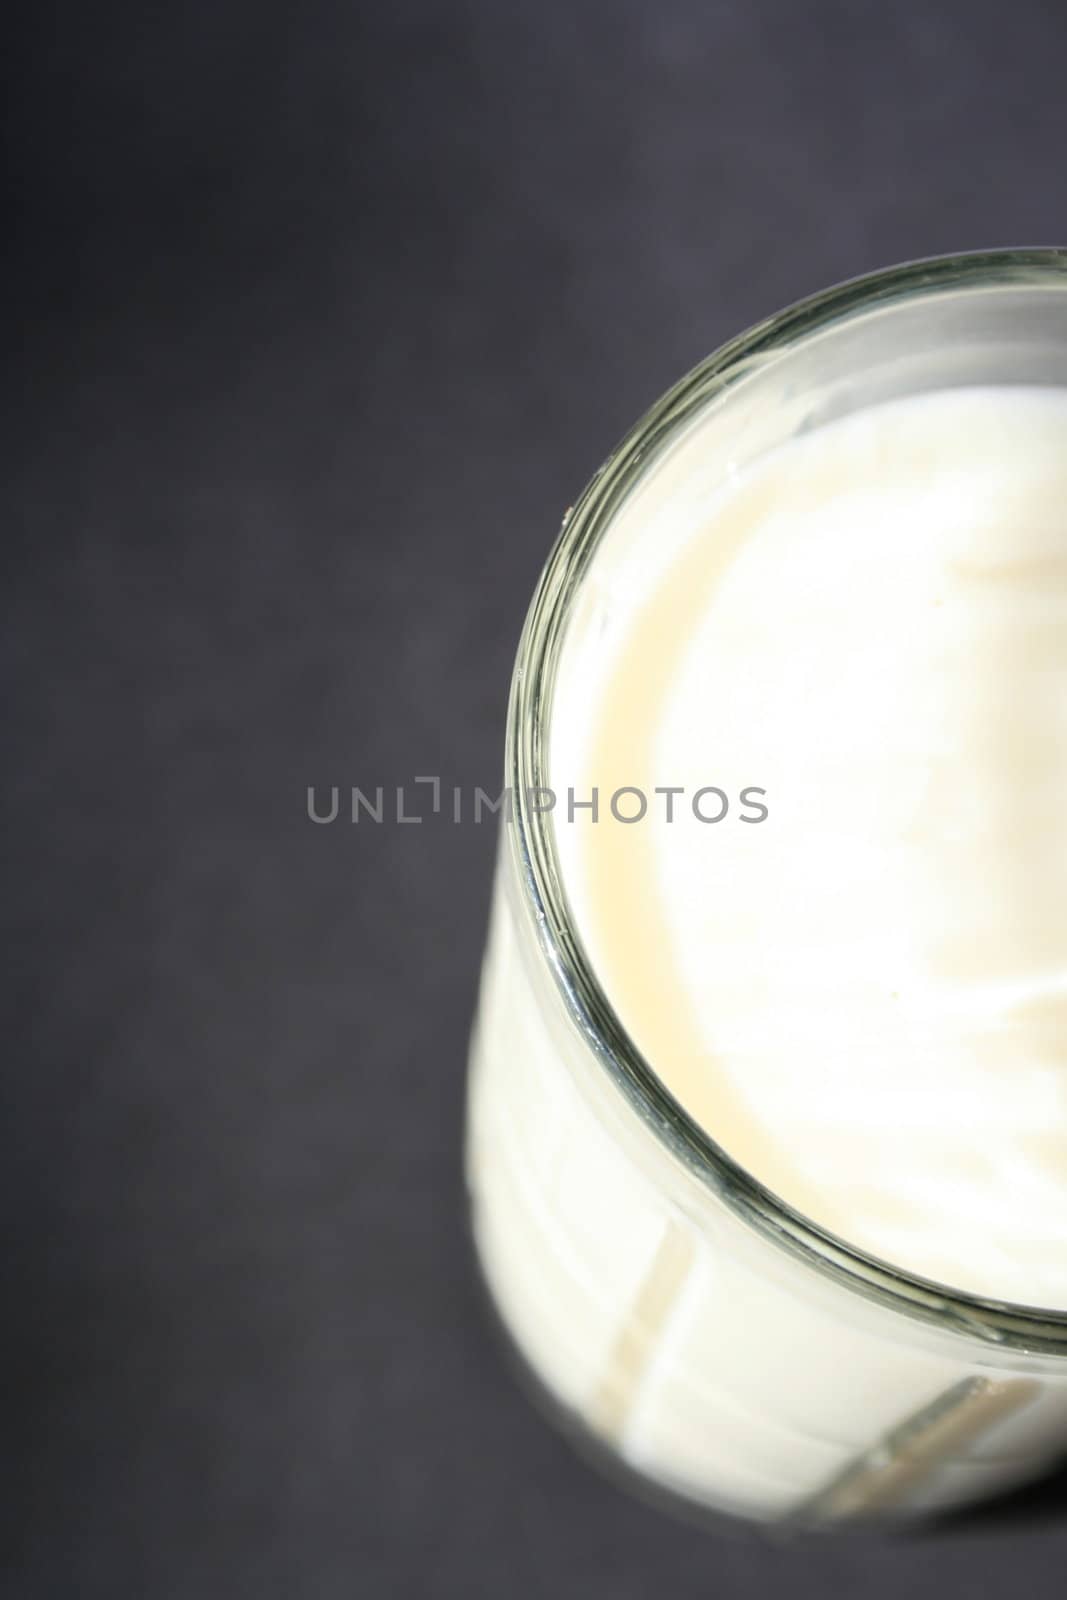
467;383;1067;1520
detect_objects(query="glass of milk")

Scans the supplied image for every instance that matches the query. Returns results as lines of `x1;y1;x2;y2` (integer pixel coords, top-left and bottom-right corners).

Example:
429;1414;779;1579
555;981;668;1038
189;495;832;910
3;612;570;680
466;250;1067;1523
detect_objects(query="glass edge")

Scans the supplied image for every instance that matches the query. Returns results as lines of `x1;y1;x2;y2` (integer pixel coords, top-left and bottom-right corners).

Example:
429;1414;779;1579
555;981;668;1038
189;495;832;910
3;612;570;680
505;248;1067;1356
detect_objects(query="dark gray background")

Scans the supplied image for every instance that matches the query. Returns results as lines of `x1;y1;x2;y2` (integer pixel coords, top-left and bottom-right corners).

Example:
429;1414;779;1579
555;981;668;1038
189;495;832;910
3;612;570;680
4;1;1067;1593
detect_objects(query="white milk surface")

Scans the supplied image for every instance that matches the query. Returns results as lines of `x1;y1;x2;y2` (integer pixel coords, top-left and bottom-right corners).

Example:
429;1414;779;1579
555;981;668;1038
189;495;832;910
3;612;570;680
559;386;1067;1310
468;387;1067;1518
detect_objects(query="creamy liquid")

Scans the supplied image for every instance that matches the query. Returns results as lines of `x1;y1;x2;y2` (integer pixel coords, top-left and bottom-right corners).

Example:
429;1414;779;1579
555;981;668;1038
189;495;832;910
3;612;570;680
468;381;1067;1521
555;386;1067;1309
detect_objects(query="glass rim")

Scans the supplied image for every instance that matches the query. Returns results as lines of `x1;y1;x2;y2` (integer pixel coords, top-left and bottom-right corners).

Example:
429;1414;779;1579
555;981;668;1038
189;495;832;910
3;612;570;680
505;248;1067;1356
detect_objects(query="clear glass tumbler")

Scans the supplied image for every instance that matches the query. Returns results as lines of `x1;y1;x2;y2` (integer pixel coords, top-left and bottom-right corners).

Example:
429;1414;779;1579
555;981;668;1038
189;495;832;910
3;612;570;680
466;251;1067;1523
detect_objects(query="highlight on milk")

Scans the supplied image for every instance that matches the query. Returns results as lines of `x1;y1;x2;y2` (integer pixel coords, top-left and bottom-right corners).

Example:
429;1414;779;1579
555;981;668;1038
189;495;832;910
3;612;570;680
466;252;1067;1522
